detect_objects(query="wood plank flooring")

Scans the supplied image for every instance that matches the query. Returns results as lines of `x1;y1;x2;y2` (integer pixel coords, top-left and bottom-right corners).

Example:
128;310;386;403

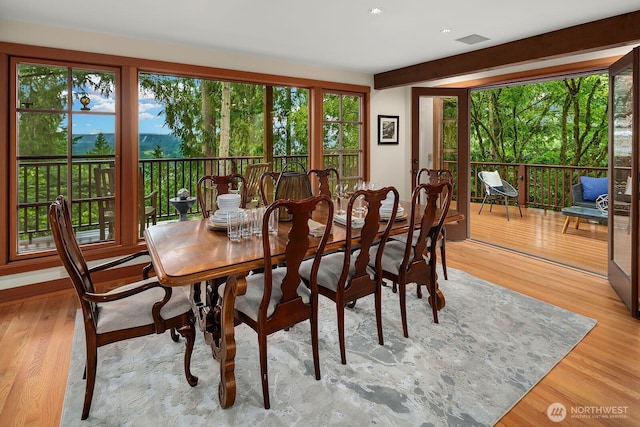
1;240;638;426
470;203;608;275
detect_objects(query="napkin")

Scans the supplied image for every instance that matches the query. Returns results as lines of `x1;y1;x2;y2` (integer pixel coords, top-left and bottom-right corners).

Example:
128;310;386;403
308;219;329;237
380;205;404;216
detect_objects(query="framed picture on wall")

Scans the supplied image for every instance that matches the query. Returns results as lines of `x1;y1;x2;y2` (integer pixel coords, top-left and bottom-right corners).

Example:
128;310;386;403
378;115;399;144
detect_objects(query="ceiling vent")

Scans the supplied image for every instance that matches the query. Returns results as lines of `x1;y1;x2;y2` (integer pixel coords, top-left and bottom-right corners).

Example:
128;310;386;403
455;34;490;45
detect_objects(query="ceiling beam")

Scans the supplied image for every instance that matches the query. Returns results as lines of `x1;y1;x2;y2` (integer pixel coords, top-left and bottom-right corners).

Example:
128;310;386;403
374;10;640;89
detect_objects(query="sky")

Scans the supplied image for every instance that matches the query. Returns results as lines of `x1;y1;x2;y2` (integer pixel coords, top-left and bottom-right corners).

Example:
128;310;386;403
70;84;169;135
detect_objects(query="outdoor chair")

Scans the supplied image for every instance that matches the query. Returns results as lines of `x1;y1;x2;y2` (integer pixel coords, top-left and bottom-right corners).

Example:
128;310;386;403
478;170;522;221
371;182;452;337
48;195;197;420
219;195;333;409
243;162;271;207
94;167;115;241
300;186;399;364
138;168;157;237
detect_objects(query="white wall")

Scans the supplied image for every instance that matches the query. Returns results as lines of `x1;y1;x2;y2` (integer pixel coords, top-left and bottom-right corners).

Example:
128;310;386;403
0;20;412;290
369;87;413;200
419;98;435;170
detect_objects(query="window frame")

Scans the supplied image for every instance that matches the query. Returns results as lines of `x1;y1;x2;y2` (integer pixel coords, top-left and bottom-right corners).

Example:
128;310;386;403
1;42;370;272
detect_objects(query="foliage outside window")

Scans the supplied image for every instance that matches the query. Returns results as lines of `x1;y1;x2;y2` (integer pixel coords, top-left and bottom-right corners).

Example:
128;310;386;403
323;92;363;188
137;73;310;217
16;62;116;254
470;74;608;166
469;73;609;208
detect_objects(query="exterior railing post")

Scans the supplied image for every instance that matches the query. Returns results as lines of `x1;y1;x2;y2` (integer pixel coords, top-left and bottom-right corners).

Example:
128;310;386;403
519;164;527;208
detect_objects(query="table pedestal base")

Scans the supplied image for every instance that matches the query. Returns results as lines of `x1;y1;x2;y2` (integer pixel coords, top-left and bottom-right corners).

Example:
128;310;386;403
191;275;246;408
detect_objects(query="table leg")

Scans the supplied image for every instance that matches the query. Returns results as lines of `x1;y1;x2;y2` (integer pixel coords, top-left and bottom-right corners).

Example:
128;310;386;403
191;274;246;409
562;216;571;233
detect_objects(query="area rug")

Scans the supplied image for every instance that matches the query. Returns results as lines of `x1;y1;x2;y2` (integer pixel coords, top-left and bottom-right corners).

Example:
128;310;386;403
60;267;596;426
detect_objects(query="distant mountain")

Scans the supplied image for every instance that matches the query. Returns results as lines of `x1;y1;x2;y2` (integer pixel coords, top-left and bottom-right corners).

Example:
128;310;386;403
72;133;183;158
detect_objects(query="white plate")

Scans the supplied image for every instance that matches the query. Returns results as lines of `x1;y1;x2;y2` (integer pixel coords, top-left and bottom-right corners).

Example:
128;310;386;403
211;208;245;223
380;205;404;215
333;214;365;229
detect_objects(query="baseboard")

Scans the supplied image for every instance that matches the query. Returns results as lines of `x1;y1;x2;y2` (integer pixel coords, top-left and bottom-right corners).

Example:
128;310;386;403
0;263;148;304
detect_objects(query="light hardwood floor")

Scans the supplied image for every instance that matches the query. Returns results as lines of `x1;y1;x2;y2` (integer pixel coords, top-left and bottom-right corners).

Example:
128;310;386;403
1;240;638;426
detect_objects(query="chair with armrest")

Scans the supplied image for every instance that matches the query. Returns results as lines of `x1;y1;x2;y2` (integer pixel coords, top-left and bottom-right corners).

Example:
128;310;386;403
300;186;399;364
197;173;247;218
372;181;452;337
48;195;197;420
220;195;334;409
477;170;522;221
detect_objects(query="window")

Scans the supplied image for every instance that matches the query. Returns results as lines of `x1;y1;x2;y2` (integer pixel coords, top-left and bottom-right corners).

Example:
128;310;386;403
3;45;368;267
322;92;363;189
13;60;117;256
137;73;310;221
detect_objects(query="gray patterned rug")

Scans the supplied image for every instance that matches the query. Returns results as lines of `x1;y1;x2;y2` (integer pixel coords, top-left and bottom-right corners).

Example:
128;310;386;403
60;267;596;426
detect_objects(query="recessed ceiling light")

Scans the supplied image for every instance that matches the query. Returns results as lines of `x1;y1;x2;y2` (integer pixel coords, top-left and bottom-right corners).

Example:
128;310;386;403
440;28;451;34
369;8;383;15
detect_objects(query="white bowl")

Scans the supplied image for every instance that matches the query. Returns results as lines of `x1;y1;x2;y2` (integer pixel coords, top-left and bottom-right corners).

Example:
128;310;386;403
217;193;241;211
381;190;395;206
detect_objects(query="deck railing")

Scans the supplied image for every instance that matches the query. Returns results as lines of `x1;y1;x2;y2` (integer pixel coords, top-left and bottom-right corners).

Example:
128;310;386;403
17;156;606;243
17;153;361;243
461;161;608;210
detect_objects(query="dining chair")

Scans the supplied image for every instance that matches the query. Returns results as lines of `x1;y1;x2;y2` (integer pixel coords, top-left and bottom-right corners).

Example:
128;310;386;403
220;194;334;409
197;173;247;218
300;186;399;365
48;195;197;420
259;171;281;206
307;167;340;197
477;170;522;221
415;168;452;279
372;181;452;337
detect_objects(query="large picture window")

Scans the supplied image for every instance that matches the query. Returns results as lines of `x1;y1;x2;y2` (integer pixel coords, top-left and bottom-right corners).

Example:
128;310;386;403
13;60;117;255
3;46;368;266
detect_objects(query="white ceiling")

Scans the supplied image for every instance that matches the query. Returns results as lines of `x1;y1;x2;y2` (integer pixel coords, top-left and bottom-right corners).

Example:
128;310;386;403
1;0;639;76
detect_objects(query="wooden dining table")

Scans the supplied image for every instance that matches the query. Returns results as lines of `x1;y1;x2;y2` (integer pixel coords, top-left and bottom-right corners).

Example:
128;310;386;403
144;202;463;408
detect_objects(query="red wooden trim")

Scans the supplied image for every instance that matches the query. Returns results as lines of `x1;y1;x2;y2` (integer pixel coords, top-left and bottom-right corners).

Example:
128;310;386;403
375;10;640;89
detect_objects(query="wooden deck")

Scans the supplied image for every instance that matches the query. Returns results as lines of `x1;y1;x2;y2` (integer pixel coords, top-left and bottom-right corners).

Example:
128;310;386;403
468;202;608;276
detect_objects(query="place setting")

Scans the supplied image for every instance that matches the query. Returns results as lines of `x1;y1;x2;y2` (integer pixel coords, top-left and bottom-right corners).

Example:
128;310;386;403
379;190;406;222
206;193;244;231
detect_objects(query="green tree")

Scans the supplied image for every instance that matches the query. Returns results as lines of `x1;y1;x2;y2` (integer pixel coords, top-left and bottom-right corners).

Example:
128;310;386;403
87;132;113;155
470;74;608;167
152;145;164;158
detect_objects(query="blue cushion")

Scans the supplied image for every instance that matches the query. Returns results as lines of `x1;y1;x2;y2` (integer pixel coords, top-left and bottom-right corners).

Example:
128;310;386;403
580;176;608;201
